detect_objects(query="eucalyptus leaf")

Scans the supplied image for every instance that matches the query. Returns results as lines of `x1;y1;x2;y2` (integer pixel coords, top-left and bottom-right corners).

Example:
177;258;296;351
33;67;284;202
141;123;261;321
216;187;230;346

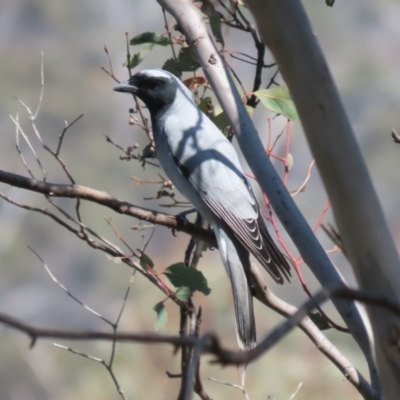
175;286;192;302
157;189;173;198
130;32;170;46
198;97;213;116
162;58;182;78
164;263;211;295
212;105;254;131
137;250;154;270
212;111;231;131
126;43;154;69
309;311;331;331
254;87;300;122
176;47;200;72
210;12;224;47
153;302;168;330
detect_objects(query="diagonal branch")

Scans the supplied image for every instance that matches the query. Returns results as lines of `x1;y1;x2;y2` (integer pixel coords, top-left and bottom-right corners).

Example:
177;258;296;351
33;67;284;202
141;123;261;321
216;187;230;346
156;0;376;387
250;265;374;400
244;0;400;394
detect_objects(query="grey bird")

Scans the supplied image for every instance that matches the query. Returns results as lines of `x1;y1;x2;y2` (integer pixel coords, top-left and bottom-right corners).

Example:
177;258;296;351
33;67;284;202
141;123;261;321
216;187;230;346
114;69;291;349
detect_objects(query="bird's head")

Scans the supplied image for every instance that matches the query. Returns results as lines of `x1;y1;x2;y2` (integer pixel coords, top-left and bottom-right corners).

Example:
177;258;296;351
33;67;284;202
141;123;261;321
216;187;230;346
114;69;184;115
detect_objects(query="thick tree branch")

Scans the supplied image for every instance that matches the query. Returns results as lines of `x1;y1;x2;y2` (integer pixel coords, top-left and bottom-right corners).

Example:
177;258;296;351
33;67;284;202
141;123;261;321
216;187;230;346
156;0;375;385
244;0;400;396
0;169;215;245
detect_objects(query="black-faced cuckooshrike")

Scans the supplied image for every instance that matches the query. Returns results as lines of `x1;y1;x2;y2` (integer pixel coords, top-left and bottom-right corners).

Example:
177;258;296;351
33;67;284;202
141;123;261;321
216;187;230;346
114;69;291;349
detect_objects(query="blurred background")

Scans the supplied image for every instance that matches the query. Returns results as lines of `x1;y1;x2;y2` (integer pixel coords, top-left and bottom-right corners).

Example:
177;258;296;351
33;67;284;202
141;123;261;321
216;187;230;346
0;0;399;399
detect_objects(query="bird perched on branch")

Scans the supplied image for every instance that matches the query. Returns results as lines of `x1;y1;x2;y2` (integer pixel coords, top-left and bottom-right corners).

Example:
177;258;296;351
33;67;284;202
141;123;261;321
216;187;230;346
114;69;291;349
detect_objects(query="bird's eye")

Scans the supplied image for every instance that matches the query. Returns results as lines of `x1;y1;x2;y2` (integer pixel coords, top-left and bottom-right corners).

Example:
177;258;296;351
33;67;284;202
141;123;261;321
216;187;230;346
148;79;164;90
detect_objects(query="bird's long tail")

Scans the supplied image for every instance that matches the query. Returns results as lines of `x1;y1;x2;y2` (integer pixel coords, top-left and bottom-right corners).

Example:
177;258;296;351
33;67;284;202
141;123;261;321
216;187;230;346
214;223;256;349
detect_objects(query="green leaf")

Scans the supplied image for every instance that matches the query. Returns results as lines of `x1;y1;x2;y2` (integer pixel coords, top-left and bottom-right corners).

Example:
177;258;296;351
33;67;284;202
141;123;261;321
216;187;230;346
126;43;154;69
198;97;213;116
153;302;168;330
308;312;331;331
130;32;171;46
212;106;254;131
245;105;254;116
212;111;231;131
162;49;200;76
176;47;200;72
133;222;146;231
213;103;223;116
162;58;182;78
175;286;192;302
137;250;154;270
326;0;335;6
254;87;300;122
201;242;210;252
157;189;173;198
210;12;224;47
164;263;211;295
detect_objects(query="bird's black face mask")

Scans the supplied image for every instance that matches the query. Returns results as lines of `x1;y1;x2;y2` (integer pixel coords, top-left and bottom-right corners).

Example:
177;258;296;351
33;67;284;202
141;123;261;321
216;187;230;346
114;73;178;115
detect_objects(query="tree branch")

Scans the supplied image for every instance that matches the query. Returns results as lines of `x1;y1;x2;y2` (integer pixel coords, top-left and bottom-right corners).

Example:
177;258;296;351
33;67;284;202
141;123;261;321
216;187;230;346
244;0;400;394
0;169;215;245
0;285;392;400
251;265;378;400
156;0;375;386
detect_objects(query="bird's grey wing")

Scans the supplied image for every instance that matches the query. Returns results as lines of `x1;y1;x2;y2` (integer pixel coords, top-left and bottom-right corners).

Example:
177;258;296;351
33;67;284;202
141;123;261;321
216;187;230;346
160;120;258;348
163;111;290;283
182;139;291;284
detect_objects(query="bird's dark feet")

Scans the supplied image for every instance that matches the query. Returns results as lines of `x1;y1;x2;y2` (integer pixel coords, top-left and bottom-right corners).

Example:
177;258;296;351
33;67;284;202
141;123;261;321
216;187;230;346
175;208;197;226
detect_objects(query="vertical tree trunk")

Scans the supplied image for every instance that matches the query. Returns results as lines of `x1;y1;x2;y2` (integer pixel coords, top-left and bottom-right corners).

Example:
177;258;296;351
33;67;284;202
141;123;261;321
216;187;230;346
245;0;400;397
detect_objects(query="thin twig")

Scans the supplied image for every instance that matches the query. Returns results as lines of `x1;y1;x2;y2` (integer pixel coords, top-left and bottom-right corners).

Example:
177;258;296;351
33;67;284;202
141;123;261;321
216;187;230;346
54;344;103;362
33;52;45;120
13;114;35;179
0;190;183;307
291;160;315;196
55;113;84;156
105;218;139;259
10;114;47;178
110;271;136;369
163;8;178;61
54;344;128;400
103;44;115;81
124;32;153;143
208;377;249;400
29;247;112;325
391;129;400;144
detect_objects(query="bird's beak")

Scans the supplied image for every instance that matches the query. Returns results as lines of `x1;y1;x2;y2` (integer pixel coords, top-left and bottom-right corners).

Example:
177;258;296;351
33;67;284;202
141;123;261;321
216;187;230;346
113;81;136;93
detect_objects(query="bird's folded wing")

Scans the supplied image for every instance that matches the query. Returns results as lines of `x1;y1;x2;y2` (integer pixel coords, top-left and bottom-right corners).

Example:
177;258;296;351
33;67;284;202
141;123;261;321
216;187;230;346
182;145;290;283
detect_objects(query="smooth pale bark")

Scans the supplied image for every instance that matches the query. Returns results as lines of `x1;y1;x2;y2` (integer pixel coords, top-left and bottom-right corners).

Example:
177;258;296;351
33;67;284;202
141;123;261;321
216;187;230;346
157;0;380;392
244;0;400;398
